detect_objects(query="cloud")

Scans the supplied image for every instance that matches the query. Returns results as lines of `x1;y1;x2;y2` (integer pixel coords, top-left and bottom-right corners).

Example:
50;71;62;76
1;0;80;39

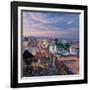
23;30;67;37
23;12;65;25
23;28;79;38
30;13;49;24
67;28;79;34
22;11;79;39
66;20;74;25
66;16;78;25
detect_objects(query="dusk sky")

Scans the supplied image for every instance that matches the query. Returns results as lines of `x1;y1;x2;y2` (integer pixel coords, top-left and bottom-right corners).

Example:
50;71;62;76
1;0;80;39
22;11;80;40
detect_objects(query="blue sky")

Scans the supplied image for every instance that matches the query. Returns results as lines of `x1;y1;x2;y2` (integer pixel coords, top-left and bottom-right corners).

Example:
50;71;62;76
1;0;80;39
22;11;80;40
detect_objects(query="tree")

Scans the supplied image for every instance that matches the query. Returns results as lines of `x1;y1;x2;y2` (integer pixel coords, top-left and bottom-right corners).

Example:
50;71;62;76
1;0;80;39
64;43;70;50
56;42;70;50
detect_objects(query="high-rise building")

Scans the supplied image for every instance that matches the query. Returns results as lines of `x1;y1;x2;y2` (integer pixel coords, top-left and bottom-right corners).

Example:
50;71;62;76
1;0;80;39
49;44;57;53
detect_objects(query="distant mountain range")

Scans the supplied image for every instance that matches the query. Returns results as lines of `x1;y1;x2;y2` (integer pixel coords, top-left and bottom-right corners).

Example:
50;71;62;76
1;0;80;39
23;36;79;41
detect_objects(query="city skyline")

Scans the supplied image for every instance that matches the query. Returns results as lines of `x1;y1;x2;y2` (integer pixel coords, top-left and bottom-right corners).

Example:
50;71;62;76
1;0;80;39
22;11;79;40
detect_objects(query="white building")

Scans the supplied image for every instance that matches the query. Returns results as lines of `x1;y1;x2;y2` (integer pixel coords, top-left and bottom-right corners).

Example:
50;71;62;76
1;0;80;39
49;44;57;53
69;44;79;55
